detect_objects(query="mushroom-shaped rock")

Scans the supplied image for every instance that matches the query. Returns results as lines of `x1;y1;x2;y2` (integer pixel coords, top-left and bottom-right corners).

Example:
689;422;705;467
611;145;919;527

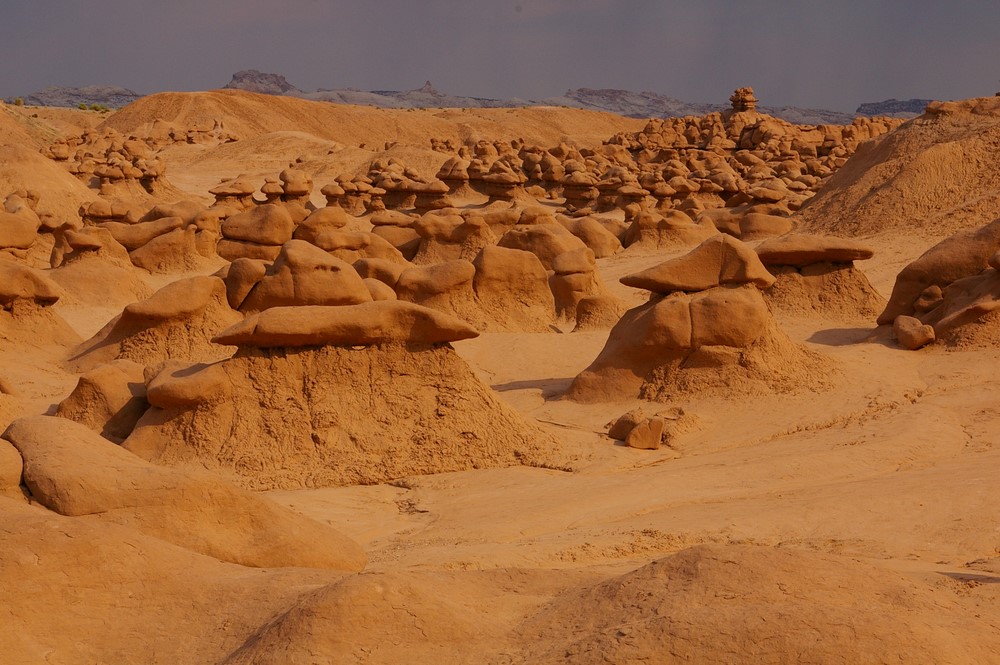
320;182;346;207
411;213;497;264
622;208;717;249
279;168;313;199
498;224;588;270
146;359;234;408
139;200;205;225
558;216;622;258
69;276;241;371
221;257;269;309
313;230;408;264
573;294;627;331
209;176;257;210
471;246;555;332
567;285;829;403
213;301;479;348
395;259;478;320
621;235;775;293
549;247;615;322
739;212;794;240
353;258;409;289
101;216;186;252
0;261;61;309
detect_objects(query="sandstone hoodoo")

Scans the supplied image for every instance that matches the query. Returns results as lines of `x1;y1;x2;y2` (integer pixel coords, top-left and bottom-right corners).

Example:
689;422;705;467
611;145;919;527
123;300;558;489
755;233;885;318
0;258;79;347
67;275;241;372
568;235;832;402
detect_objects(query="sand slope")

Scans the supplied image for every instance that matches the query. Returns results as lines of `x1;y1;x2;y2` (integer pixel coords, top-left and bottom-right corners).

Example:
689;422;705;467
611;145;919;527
101;89;644;147
798;96;1000;238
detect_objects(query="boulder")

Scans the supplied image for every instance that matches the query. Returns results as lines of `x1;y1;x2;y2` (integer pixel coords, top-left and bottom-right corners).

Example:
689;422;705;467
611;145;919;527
893;315;936;350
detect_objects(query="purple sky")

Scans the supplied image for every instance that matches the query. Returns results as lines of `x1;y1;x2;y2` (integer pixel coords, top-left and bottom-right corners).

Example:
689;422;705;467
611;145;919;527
2;0;998;111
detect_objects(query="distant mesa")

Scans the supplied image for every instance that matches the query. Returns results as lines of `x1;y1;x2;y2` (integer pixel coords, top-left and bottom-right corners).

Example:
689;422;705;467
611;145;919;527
6;84;141;109
855;98;933;117
7;69;937;126
223;69;302;96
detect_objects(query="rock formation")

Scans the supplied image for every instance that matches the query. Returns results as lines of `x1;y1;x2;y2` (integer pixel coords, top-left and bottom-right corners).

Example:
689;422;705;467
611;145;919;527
569;235;831;402
755;234;884;318
122;301;558;489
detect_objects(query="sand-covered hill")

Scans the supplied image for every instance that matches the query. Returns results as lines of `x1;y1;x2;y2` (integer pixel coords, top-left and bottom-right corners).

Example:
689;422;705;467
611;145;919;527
798;95;1000;238
100;89;644;147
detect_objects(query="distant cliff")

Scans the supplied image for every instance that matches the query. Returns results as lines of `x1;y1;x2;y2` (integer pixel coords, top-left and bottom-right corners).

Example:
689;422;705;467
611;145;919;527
223;71;860;124
10;70;888;126
223;70;301;96
9;85;141;108
855;98;932;117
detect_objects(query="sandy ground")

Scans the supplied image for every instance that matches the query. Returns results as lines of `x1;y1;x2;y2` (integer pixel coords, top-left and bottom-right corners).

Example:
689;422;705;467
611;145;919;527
4;99;1000;663
261;240;1000;580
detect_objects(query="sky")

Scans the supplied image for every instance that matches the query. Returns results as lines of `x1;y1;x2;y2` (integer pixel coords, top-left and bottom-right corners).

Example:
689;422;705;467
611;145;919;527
1;0;999;112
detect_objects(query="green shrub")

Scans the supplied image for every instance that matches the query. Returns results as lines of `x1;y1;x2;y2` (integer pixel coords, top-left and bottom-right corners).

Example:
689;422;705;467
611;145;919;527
13;97;23;106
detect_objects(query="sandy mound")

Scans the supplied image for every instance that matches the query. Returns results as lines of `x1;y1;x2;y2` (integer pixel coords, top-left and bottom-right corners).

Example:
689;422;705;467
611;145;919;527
48;228;154;312
222;570;508;665
0;145;96;222
0;302;79;349
67;275;240;371
125;340;558;489
936;307;1000;348
101;89;642;147
0;497;345;665
797;96;1000;237
765;263;886;319
0;105;47;146
4;415;365;570
512;544;1000;664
